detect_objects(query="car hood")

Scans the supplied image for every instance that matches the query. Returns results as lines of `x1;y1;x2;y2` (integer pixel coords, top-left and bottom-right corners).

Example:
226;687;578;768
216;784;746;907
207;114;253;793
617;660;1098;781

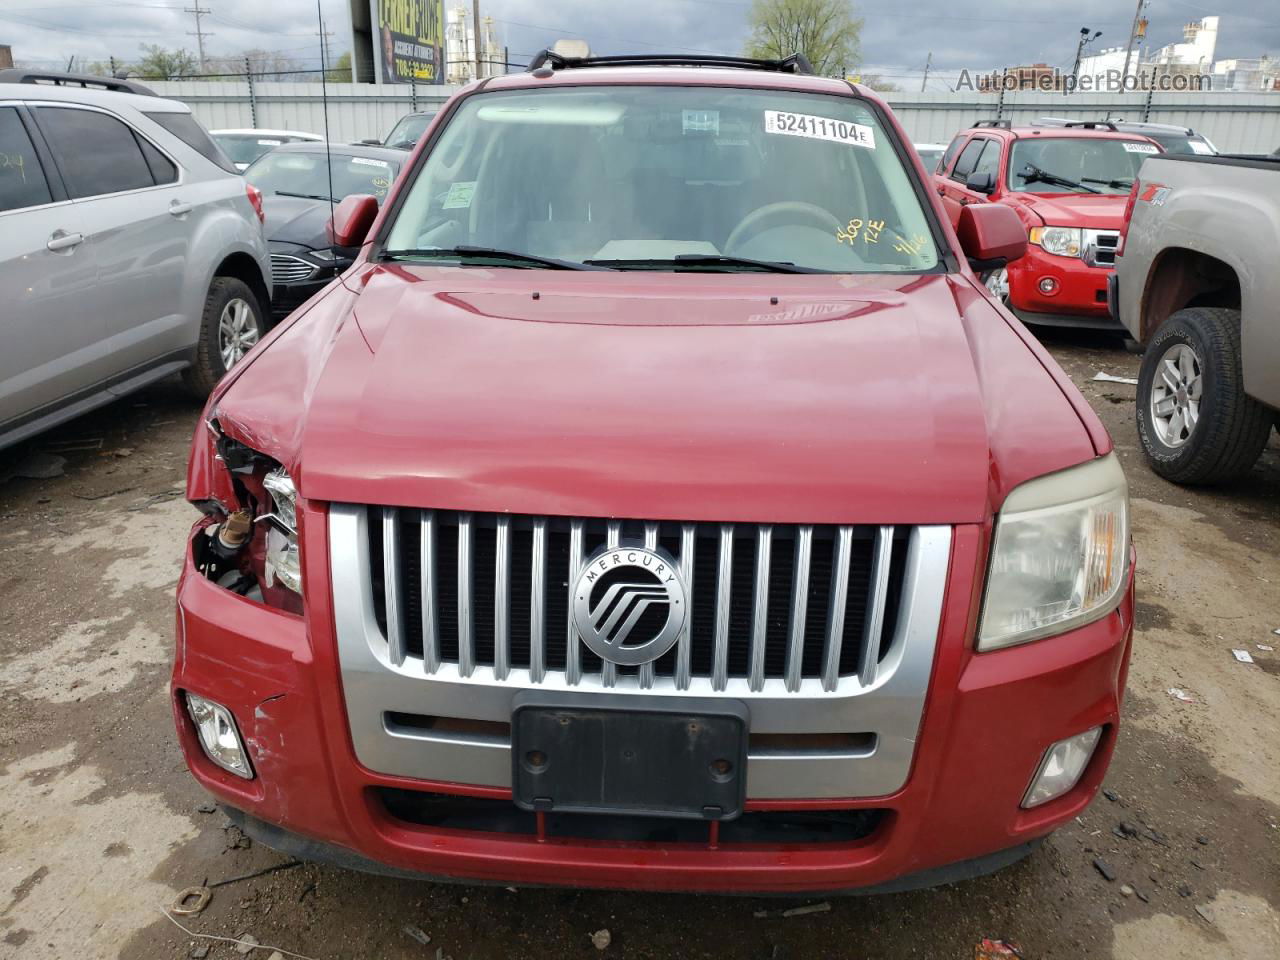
1006;192;1130;229
211;266;1103;525
261;194;332;249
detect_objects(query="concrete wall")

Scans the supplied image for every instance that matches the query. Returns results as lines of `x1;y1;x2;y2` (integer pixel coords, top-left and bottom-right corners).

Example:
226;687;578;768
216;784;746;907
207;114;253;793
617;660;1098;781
147;81;1280;155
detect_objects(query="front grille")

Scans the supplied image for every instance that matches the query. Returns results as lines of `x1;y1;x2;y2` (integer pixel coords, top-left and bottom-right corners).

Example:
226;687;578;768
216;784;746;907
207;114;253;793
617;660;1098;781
269;253;317;284
377;788;886;845
1084;230;1120;267
362;508;910;693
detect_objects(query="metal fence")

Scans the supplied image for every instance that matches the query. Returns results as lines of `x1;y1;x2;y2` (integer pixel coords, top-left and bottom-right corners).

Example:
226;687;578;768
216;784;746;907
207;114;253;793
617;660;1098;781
148;80;1280;154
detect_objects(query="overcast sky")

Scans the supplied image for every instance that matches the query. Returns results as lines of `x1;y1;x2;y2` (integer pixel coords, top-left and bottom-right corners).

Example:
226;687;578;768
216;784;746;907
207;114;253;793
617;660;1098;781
4;0;1278;86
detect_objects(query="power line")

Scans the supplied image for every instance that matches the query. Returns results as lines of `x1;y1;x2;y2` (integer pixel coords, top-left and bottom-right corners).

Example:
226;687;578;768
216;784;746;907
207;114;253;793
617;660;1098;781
184;4;213;71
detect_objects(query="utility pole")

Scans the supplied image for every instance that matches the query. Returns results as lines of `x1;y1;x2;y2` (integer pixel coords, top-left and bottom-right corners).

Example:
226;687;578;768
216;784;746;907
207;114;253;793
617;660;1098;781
473;0;481;79
185;5;213;72
1123;0;1147;85
317;16;334;76
920;51;932;92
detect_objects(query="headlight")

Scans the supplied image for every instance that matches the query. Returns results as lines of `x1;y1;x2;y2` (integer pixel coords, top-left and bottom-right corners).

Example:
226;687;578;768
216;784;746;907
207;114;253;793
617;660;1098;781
1029;226;1082;258
978;454;1128;650
262;467;302;595
308;247;339;262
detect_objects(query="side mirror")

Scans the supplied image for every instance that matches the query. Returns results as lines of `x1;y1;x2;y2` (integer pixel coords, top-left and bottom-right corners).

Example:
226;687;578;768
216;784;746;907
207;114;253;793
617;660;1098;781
965;171;996;194
327;194;379;248
957;203;1027;272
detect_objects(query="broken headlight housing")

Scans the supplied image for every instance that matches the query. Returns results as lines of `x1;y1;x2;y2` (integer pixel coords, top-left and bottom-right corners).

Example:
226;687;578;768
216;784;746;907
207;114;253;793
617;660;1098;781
262;468;302;595
978;454;1128;651
192;421;304;612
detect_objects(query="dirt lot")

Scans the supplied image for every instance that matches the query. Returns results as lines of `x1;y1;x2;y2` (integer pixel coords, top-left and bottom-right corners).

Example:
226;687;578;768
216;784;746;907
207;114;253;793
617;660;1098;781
1;333;1277;960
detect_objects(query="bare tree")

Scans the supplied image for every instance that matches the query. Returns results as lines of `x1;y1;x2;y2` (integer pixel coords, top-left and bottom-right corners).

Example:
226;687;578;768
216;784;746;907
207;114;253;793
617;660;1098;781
745;0;863;76
207;48;306;80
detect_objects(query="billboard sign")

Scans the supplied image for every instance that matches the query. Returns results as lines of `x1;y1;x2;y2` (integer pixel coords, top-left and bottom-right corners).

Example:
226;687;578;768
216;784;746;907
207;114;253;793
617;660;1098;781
369;0;445;84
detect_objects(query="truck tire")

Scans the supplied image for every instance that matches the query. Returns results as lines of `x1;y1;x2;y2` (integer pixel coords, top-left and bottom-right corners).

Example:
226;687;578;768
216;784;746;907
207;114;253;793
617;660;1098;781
1135;307;1271;484
183;277;266;397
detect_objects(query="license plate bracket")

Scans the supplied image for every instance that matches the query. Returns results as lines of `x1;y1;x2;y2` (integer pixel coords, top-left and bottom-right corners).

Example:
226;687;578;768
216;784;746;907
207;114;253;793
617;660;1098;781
511;691;749;821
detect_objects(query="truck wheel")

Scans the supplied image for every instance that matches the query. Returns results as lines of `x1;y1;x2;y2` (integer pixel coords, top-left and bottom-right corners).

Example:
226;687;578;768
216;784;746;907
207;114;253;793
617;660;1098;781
1135;307;1271;484
183;277;265;396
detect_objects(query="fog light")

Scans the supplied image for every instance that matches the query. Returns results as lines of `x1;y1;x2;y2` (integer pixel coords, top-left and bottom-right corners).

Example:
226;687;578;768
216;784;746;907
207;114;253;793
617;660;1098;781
185;692;253;779
1038;277;1060;295
1022;727;1101;808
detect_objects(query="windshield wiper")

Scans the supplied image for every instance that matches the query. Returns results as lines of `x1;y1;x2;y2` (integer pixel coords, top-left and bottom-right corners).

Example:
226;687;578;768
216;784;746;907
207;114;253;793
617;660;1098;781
583;254;826;274
1020;164;1101;194
382;246;612;271
1082;176;1134;189
273;190;337;202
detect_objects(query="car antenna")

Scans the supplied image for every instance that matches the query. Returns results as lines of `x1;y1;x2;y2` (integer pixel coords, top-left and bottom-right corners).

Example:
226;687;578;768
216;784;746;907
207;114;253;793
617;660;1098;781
316;0;336;226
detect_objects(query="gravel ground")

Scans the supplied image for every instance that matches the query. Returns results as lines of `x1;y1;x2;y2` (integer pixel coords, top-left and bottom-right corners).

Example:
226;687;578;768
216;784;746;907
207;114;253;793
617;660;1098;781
1;332;1277;960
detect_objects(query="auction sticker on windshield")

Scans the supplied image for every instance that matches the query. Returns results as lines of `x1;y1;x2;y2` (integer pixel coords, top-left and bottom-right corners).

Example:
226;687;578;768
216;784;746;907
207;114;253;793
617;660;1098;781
764;110;875;149
1122;142;1159;154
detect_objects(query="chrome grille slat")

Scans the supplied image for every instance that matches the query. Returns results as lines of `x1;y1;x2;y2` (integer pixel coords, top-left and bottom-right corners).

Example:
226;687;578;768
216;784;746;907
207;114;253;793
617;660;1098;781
784;525;813;692
530;518;547;682
565;519;585;686
858;526;895;688
749;526;772;692
493;516;511;680
269;253;317;284
364;509;919;695
639;523;660;689
712;524;734;691
601;521;622;688
676;524;696;690
457;513;474;677
419;509;439;672
382;508;406;666
821;526;853;691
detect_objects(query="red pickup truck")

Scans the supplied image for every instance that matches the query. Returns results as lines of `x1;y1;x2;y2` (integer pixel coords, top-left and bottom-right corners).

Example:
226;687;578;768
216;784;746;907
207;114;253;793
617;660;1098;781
173;52;1134;894
935;120;1162;331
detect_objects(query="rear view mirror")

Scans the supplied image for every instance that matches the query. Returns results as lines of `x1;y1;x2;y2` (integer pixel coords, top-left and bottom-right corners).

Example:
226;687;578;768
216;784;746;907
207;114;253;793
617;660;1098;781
327;194;379;248
965;171;996;194
957;203;1027;271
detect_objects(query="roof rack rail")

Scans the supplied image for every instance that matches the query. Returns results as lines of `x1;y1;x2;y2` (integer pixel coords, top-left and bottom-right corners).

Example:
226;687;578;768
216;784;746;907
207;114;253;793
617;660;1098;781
525;51;815;76
0;68;157;96
1062;120;1118;131
971;119;1011;129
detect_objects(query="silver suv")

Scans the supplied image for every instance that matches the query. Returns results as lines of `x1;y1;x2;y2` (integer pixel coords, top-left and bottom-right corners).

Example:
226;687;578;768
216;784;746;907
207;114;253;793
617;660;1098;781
0;70;271;450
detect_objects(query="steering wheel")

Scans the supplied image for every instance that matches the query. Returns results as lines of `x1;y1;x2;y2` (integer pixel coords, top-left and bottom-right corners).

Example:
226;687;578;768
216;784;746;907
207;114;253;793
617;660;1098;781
725;201;846;254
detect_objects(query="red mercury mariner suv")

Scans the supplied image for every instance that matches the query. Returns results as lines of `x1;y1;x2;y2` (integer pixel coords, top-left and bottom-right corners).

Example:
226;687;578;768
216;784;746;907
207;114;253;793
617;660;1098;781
173;51;1135;893
934;119;1162;332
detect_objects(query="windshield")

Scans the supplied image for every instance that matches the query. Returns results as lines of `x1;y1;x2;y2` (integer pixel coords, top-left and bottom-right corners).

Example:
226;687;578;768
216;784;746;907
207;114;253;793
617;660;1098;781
384;113;435;148
1147;133;1217;156
213;134;299;166
1008;137;1157;195
383;86;941;273
245;151;399;202
915;147;945;169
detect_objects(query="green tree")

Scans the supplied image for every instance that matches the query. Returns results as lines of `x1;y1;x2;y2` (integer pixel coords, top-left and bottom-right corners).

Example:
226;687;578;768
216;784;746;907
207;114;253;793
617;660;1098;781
326;51;353;82
133;44;199;80
745;0;863;76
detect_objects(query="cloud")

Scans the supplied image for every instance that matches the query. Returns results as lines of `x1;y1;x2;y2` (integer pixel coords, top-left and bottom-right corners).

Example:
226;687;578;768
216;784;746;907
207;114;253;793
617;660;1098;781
3;0;1277;82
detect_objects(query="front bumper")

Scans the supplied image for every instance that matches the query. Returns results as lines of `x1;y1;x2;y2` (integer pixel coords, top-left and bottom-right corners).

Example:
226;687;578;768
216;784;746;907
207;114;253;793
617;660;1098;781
270;278;335;322
1008;247;1123;331
172;510;1135;894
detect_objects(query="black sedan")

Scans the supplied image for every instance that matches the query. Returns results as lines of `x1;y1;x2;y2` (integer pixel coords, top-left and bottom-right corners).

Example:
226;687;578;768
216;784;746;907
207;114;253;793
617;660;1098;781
243;142;404;320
